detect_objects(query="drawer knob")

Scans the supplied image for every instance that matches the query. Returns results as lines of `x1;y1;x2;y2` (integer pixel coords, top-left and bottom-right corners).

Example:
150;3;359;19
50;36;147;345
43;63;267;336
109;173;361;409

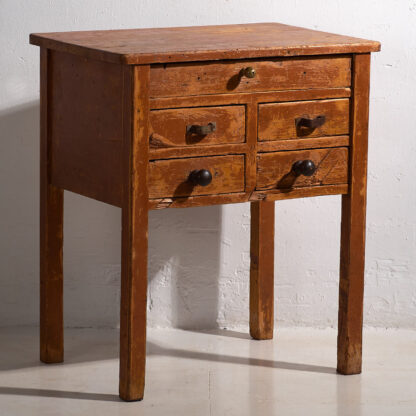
189;169;213;186
186;122;216;136
241;67;256;78
292;160;316;177
295;115;326;130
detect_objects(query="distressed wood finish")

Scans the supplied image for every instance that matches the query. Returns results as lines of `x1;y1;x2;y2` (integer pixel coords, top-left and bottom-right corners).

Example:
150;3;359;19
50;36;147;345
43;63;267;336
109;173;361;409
150;87;351;109
150;56;351;98
148;155;245;198
40;48;64;364
30;23;380;64
49;50;123;206
119;65;150;401
258;99;350;141
257;135;349;152
257;147;349;190
337;54;371;375
150;105;245;148
245;99;259;192
32;23;379;402
252;184;349;202
250;201;275;340
149;143;247;160
148;184;349;210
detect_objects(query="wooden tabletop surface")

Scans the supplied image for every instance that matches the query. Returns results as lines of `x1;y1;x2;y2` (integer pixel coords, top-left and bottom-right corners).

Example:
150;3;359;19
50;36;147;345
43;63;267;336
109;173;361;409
30;22;380;65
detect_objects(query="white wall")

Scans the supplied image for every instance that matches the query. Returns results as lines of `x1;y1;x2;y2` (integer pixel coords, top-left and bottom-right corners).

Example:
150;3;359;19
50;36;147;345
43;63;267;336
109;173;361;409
1;0;415;329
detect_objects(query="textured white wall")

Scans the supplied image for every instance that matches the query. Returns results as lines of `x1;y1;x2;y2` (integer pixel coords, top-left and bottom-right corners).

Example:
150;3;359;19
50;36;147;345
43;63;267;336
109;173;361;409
1;0;415;329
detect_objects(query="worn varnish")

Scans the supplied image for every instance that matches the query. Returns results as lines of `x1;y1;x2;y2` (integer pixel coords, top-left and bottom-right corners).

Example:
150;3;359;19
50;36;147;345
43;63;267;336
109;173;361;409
30;23;380;64
252;184;349;202
148;155;245;198
119;65;150;401
258;99;350;141
148;183;349;210
150;56;351;97
32;23;379;402
49;50;123;206
337;53;371;375
150;105;245;147
250;201;275;340
256;147;349;190
257;135;349;152
150;87;351;109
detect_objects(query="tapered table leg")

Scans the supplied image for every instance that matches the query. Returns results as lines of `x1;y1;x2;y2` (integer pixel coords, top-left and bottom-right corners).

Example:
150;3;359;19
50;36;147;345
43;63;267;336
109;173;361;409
250;201;275;340
337;53;371;374
39;48;64;364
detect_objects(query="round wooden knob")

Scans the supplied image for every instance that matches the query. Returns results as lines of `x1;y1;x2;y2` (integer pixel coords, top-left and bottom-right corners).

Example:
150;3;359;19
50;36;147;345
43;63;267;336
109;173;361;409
242;67;256;78
292;160;316;176
189;169;212;186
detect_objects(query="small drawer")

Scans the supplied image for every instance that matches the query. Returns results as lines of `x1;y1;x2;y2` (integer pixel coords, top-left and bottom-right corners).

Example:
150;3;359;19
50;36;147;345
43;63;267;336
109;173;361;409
150;56;351;98
149;155;245;198
149;105;245;148
258;99;350;141
256;147;348;190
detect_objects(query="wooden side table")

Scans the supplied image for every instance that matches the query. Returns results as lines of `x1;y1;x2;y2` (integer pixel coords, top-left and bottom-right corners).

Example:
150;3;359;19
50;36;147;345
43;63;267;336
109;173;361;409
30;23;380;401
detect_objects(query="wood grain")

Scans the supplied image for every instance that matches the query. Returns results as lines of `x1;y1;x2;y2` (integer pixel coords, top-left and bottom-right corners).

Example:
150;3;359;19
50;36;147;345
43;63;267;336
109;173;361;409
150;105;245;148
150;56;351;97
150;88;351;109
119;65;150;401
148;184;348;210
149;143;247;160
148;155;245;198
337;53;371;375
250;201;275;340
258;99;350;141
245;99;259;192
30;23;380;65
252;184;348;202
49;50;123;206
149;192;249;210
257;136;349;152
40;48;64;364
256;147;349;190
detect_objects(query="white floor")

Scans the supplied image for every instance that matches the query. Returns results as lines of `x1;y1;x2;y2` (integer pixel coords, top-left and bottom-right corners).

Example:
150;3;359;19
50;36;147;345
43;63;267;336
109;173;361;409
0;327;415;415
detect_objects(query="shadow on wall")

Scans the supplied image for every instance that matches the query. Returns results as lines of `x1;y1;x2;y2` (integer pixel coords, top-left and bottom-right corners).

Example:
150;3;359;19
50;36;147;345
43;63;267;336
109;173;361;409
0;101;222;329
0;102;40;326
149;205;221;329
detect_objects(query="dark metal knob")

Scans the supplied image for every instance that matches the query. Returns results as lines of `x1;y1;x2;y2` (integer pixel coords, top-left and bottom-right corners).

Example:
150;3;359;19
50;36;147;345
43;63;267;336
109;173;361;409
241;67;256;78
189;169;212;186
186;122;216;135
292;160;316;177
295;115;326;130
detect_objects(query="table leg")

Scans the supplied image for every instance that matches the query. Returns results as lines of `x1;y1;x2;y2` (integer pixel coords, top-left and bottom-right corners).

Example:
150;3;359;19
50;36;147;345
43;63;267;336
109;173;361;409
119;203;148;401
40;48;64;364
337;53;371;374
250;201;275;340
119;65;150;401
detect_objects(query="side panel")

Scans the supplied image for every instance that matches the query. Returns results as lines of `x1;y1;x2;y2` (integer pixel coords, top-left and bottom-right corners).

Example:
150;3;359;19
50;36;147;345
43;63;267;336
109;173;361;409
49;50;123;206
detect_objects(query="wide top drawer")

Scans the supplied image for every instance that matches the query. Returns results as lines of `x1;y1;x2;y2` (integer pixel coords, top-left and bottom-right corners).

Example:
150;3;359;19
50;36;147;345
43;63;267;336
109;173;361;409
150;56;351;98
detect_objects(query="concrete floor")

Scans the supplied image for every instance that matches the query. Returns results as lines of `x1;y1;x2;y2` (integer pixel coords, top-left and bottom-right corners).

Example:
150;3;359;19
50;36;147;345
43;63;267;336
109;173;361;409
0;327;415;415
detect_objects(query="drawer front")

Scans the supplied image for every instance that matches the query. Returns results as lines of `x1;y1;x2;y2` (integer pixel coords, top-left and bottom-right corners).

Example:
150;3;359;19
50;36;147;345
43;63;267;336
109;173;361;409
149;155;245;198
257;147;348;190
150;56;351;98
150;105;245;148
258;99;350;141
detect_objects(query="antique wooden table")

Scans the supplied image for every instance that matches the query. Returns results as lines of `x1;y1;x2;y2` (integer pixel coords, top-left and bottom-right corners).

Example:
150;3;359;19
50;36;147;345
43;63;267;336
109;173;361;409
30;23;380;401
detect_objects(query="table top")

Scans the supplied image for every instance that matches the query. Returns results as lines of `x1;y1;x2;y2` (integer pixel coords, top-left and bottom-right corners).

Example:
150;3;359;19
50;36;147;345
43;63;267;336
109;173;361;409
30;22;380;65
